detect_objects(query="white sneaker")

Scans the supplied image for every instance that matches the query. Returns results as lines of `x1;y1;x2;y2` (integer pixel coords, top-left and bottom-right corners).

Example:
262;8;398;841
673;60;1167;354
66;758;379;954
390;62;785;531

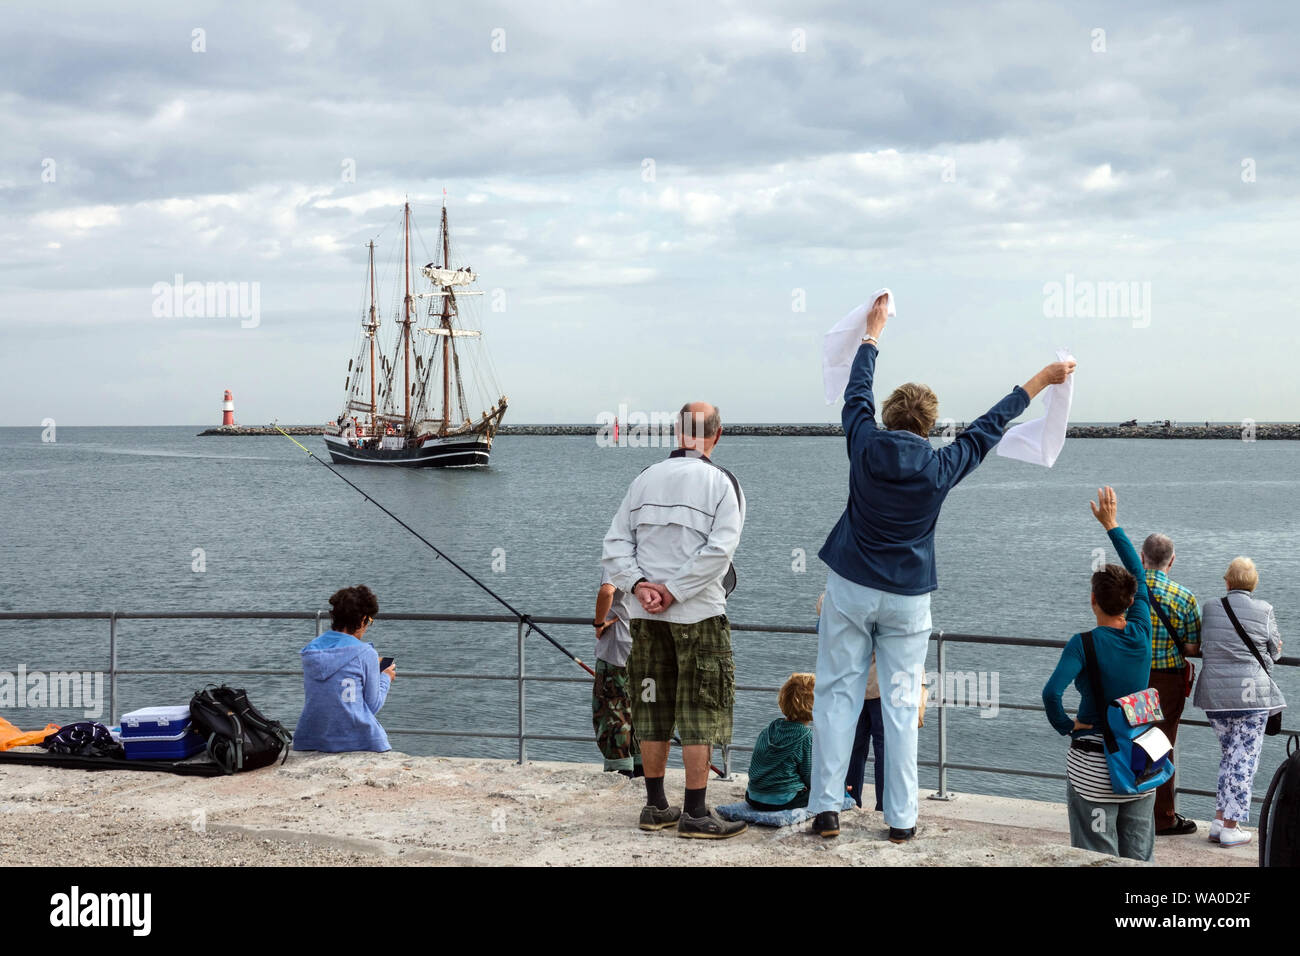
1218;826;1252;848
1209;819;1223;843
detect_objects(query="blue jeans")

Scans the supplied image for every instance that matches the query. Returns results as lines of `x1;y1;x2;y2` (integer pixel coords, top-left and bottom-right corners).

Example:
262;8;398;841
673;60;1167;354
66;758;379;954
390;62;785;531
845;697;884;810
809;569;931;828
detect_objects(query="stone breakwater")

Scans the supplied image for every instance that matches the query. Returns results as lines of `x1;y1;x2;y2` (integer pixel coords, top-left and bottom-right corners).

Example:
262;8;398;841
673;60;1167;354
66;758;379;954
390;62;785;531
1064;424;1300;440
199;423;1300;439
198;425;324;436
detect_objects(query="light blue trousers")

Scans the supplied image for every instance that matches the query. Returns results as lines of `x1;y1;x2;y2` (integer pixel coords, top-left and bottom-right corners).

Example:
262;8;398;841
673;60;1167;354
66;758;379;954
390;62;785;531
809;569;932;828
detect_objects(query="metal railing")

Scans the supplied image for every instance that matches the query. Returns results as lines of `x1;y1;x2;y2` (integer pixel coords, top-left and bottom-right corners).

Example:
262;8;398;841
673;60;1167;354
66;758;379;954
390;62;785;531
1;610;1294;806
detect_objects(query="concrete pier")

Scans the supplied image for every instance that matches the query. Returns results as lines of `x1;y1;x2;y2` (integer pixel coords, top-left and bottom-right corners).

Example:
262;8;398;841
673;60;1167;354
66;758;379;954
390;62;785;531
0;754;1253;866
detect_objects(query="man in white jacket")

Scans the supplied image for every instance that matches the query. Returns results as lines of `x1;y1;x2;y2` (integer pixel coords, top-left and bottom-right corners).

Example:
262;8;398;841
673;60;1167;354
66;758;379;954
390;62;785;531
602;401;747;838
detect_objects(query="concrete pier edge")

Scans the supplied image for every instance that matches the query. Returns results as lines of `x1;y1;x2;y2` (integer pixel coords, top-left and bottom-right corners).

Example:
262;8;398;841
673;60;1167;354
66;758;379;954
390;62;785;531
0;753;1255;867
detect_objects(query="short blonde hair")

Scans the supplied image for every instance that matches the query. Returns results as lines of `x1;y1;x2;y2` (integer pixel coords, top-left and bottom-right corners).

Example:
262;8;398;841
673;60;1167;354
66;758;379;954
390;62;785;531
882;383;939;437
778;673;815;723
1225;556;1259;591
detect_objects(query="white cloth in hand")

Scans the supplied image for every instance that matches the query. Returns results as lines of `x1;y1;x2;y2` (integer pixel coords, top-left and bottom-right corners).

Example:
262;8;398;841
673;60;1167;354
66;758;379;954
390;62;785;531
822;289;894;404
995;347;1076;467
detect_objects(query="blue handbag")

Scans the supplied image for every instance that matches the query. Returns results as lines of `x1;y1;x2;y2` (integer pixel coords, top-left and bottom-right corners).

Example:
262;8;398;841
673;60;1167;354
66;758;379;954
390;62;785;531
1081;630;1175;795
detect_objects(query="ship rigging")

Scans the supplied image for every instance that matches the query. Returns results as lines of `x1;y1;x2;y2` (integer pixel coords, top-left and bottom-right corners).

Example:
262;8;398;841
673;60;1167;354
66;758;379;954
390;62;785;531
323;199;507;467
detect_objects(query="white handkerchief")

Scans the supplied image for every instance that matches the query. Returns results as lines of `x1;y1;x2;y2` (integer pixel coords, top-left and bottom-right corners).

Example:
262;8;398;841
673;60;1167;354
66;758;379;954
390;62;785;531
995;347;1075;467
822;289;894;405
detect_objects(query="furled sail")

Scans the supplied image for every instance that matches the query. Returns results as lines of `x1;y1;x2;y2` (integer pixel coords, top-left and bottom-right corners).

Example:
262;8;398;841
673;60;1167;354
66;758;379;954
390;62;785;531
421;264;477;286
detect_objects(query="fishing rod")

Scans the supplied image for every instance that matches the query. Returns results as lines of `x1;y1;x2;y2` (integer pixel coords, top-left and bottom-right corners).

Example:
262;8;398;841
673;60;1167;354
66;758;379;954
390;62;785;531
272;424;726;778
274;424;591;671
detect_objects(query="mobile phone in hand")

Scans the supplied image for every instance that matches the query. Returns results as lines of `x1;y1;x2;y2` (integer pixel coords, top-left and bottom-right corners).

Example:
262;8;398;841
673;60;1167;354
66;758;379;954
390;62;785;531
379;657;394;671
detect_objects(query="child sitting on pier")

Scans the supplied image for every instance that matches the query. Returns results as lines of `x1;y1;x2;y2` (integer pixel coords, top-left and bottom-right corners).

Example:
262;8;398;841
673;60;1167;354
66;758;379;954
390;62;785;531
745;673;815;811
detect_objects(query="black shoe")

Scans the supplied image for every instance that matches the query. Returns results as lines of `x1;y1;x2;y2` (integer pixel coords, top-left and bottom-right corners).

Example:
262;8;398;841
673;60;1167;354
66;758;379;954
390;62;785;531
888;826;916;844
631;765;645;779
811;811;840;838
638;804;682;831
1156;814;1198;836
676;807;748;839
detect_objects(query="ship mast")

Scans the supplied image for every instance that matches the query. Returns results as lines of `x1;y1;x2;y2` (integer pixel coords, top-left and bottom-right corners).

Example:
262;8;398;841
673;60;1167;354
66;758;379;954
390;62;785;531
403;201;412;432
366;241;378;434
441;202;452;434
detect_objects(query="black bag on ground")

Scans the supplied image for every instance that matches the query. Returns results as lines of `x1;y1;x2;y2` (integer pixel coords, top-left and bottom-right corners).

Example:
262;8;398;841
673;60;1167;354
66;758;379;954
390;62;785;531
1260;735;1300;867
41;721;124;760
188;684;292;774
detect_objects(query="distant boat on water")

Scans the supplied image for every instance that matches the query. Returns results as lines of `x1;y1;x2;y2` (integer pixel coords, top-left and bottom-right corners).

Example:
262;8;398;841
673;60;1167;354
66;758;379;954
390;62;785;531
323;200;507;468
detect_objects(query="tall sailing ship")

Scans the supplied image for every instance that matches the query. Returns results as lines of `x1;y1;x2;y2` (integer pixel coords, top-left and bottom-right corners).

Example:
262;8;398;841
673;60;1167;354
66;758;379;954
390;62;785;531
324;201;507;467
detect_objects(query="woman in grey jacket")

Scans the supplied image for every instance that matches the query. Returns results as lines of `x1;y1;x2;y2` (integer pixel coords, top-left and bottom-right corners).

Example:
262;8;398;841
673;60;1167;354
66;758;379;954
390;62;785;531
1193;557;1286;848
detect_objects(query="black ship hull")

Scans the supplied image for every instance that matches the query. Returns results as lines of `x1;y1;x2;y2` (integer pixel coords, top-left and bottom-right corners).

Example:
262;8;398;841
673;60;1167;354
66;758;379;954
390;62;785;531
323;433;491;468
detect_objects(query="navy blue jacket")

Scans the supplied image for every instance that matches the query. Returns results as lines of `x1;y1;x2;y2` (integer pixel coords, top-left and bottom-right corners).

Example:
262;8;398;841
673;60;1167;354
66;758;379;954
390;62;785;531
818;343;1030;595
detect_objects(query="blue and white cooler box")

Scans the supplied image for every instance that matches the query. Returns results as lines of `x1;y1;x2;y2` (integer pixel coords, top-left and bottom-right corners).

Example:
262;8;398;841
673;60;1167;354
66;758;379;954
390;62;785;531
120;705;206;760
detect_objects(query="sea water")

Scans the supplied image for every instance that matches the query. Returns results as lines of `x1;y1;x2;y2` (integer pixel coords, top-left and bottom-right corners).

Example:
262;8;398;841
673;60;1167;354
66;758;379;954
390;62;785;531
2;425;1297;818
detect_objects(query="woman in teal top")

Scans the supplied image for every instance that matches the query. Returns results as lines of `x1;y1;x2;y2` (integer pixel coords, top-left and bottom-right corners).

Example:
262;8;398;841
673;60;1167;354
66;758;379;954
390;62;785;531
1041;487;1156;861
1042;490;1153;735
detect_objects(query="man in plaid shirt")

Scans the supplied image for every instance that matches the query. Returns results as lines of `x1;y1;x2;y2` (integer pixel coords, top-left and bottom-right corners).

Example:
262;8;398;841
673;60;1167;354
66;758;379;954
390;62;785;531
1142;533;1202;836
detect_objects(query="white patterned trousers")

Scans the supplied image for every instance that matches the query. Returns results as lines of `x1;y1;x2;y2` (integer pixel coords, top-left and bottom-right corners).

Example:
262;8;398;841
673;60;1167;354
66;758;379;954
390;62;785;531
1207;710;1268;823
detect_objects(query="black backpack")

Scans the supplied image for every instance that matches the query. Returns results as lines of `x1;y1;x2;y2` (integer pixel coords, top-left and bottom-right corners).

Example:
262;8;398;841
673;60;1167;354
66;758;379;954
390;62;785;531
1259;734;1300;866
189;684;293;774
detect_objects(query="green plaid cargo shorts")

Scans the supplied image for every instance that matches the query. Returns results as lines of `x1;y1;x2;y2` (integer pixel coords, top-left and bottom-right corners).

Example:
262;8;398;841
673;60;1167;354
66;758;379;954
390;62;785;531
628;614;734;746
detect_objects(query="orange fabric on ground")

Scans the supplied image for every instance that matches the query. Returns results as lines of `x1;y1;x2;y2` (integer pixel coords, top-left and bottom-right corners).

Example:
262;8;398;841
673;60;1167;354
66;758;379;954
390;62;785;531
0;717;60;751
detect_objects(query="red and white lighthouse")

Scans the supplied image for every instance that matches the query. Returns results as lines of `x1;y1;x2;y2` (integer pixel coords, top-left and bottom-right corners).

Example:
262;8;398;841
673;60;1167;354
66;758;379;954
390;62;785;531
221;389;235;427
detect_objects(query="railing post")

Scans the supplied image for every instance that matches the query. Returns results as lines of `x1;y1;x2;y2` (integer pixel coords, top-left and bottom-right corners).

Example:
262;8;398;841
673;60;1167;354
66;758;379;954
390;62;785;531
721;744;733;780
517;619;527;765
314;611;324;637
928;629;954;801
108;611;118;725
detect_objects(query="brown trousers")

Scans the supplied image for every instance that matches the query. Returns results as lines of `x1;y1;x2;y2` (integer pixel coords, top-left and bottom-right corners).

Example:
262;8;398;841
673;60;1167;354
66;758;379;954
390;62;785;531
1149;667;1188;826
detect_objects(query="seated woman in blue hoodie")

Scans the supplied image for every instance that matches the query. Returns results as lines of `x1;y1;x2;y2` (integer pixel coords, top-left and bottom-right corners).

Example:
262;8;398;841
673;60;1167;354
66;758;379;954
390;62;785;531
294;585;396;753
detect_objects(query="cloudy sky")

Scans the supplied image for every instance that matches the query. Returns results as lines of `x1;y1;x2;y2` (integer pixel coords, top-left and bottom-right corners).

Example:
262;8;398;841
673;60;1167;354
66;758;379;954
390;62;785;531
2;0;1297;426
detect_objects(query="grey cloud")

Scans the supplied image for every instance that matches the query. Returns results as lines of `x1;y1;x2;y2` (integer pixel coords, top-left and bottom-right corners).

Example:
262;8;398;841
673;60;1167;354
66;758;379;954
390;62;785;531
2;0;1298;425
